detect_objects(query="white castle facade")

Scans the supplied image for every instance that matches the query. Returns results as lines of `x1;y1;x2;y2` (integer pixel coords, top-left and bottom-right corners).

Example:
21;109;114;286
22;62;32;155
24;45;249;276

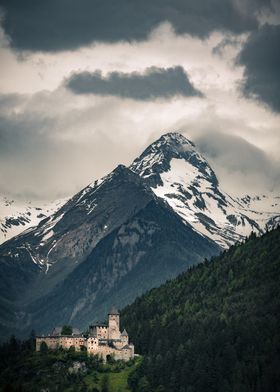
36;308;135;361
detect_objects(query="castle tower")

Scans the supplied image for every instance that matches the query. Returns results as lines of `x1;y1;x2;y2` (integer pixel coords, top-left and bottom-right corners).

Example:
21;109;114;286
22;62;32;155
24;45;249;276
108;306;120;340
121;329;129;345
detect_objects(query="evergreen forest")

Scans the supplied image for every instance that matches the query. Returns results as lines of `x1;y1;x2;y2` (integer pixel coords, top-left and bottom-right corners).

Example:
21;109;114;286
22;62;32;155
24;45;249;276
122;227;280;392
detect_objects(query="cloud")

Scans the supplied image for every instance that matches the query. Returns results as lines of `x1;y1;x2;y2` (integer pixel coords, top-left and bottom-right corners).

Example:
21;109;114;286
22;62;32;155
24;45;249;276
0;23;245;96
0;88;197;199
0;0;273;52
237;23;280;112
0;93;25;112
0;1;278;203
65;66;202;100
212;36;241;56
193;131;280;195
0;87;279;200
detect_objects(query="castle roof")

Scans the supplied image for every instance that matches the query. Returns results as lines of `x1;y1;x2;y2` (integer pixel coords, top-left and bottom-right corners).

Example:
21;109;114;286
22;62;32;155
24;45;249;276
108;306;119;315
121;329;128;336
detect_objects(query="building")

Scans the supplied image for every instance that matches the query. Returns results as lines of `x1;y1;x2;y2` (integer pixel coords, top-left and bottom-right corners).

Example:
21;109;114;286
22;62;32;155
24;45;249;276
36;307;135;361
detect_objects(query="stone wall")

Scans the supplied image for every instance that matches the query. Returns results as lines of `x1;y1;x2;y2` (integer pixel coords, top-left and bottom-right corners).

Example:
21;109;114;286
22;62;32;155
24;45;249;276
36;336;134;362
89;325;108;339
36;336;87;352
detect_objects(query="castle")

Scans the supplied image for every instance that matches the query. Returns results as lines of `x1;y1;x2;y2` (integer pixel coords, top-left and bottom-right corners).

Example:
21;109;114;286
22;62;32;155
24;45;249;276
36;308;135;361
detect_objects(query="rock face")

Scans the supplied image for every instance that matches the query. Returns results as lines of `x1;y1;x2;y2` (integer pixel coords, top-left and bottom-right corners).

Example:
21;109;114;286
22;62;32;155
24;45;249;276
0;132;279;339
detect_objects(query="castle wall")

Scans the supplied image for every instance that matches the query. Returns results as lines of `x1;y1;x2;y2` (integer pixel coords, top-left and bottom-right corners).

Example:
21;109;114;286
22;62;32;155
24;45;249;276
36;336;134;361
113;345;134;361
113;340;125;349
36;336;59;351
36;336;87;351
89;325;108;339
121;335;129;345
87;337;99;352
57;336;87;350
87;344;134;362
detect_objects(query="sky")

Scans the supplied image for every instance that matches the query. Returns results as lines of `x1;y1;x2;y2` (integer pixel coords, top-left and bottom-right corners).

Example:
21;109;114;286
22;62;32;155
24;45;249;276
0;0;279;200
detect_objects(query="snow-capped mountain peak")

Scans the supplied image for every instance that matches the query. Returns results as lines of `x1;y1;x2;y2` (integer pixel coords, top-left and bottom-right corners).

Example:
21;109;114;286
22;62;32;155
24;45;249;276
131;132;280;248
131;132;218;189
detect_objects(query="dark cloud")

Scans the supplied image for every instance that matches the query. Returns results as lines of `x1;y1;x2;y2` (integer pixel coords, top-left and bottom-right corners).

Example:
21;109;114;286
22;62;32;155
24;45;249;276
65;66;202;100
1;0;273;52
237;23;280;112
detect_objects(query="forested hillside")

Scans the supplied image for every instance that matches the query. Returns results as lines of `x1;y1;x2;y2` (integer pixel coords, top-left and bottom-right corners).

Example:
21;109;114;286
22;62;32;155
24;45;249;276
122;228;280;392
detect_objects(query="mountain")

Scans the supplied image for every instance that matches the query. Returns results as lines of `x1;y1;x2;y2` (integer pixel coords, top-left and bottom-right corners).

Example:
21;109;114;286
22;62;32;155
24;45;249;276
0;195;67;245
121;226;280;392
131;132;280;248
0;163;219;339
0;132;279;339
2;133;278;250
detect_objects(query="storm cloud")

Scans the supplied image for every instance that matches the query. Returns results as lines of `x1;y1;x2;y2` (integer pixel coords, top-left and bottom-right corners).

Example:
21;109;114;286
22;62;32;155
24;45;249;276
238;24;280;112
0;0;273;52
0;1;279;201
65;66;202;100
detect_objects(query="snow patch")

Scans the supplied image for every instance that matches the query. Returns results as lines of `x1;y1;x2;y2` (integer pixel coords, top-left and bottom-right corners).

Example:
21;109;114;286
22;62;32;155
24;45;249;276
42;230;54;242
